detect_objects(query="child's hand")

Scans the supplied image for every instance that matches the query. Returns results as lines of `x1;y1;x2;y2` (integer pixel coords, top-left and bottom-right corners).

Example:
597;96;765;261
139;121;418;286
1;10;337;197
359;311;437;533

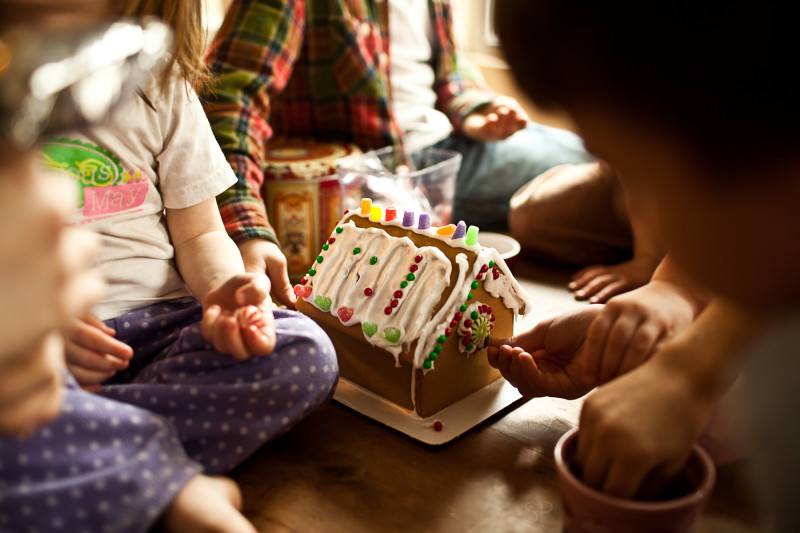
581;280;696;387
202;273;277;360
463;96;529;142
487;306;600;399
575;355;711;499
0;333;65;436
65;313;133;392
237;239;296;308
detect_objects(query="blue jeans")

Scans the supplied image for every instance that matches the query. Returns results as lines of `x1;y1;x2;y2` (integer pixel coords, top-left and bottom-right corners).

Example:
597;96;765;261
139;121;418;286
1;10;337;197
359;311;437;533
434;122;593;230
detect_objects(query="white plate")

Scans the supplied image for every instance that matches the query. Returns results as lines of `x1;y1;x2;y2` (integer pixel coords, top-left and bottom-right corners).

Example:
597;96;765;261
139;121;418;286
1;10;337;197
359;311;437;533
333;377;526;445
479;232;521;260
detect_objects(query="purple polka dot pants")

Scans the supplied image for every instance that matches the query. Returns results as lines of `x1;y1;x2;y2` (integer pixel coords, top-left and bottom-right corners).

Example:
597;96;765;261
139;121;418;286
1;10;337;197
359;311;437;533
0;379;203;533
0;299;338;532
100;299;338;474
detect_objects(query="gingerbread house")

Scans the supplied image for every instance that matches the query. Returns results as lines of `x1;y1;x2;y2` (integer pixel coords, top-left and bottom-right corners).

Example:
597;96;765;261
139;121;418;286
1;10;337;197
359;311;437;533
294;199;530;417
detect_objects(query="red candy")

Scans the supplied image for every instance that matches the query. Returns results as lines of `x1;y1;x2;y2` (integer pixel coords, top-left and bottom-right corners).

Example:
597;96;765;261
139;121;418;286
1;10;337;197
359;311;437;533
433;421;443;432
328;238;336;244
390;299;398;308
444;328;451;337
394;290;403;299
415;254;423;263
364;288;373;296
337;306;354;322
409;264;418;273
384;307;393;315
300;278;307;285
294;285;312;298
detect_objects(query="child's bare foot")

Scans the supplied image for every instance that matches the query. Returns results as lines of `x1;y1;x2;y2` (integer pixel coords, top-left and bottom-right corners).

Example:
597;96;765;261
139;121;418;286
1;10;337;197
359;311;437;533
159;474;257;533
569;255;660;304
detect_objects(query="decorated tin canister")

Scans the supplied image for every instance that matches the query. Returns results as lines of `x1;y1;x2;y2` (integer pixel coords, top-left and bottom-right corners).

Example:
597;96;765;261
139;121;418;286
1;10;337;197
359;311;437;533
261;138;361;281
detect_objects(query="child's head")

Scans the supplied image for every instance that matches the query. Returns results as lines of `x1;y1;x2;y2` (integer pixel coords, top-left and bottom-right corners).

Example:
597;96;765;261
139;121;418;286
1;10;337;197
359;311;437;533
0;0;207;91
496;1;800;309
117;0;208;91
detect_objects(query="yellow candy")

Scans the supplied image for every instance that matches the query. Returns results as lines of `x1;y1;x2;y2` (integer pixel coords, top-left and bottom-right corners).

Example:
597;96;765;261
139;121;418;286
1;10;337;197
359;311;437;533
361;198;372;215
370;206;382;221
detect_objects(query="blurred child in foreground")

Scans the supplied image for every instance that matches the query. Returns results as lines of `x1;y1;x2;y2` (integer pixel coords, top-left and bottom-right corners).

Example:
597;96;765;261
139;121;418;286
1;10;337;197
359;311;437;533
492;1;799;528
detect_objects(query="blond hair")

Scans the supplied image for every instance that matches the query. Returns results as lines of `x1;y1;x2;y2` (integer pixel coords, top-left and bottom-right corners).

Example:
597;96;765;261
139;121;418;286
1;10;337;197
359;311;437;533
0;0;209;91
118;0;209;92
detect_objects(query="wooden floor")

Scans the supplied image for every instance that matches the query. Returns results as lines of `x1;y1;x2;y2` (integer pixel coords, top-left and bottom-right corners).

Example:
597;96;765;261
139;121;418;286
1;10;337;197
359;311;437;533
231;258;764;532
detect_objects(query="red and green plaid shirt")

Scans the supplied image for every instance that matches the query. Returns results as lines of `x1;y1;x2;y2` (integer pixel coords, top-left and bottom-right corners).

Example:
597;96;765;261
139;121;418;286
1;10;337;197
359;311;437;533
204;0;497;244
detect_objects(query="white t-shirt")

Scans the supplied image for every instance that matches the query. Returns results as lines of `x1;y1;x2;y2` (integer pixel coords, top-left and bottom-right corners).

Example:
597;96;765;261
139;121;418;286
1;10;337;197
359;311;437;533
388;0;453;151
40;72;237;320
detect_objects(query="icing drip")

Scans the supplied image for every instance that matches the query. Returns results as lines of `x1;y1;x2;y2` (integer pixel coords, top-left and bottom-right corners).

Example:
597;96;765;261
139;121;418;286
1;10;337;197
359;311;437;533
413;253;471;370
479;250;530;315
306;220;452;364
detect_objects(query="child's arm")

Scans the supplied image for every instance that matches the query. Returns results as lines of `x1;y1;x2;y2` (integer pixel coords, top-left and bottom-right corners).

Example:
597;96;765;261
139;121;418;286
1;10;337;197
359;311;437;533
574;298;758;499
166;198;276;359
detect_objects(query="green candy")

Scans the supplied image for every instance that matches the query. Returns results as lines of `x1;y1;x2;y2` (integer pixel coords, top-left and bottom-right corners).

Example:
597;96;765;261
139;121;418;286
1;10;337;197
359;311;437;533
406;273;415;281
423;360;432;369
381;327;401;343
353;247;361;255
308;268;316;277
471;311;479;320
400;281;408;288
336;226;343;233
314;295;331;311
433;345;442;354
471;280;479;290
429;353;438;361
370;256;378;265
316;256;324;264
437;335;446;344
460;304;467;312
362;322;378;337
322;244;329;251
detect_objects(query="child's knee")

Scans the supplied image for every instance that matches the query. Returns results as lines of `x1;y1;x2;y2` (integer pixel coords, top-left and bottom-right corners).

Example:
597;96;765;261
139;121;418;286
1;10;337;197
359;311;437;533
276;312;339;387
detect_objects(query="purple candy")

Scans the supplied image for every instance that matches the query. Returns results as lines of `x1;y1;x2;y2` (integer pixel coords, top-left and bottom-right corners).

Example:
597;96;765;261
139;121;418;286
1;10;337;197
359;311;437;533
452;221;467;239
402;211;414;227
418;213;430;230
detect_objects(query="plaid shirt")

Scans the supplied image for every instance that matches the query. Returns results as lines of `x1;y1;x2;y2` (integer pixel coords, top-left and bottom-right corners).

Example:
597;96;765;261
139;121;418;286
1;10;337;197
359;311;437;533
204;0;497;245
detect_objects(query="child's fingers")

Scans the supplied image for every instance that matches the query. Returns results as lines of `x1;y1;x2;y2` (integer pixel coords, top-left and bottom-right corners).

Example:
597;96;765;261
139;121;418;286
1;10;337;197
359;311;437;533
234;275;270;307
596;313;640;384
66;343;129;372
242;325;276;356
587;280;629;304
573;273;616;300
582;310;617;385
68;318;133;360
616;322;662;377
569;265;605;288
217;316;250;361
67;363;116;387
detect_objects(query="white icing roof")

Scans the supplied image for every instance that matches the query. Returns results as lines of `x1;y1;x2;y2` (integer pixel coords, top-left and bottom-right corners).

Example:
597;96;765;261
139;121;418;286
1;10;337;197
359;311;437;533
299;210;530;369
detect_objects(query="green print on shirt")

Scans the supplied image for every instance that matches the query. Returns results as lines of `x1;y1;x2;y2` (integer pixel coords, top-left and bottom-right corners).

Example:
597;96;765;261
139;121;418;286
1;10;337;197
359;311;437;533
40;138;146;217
